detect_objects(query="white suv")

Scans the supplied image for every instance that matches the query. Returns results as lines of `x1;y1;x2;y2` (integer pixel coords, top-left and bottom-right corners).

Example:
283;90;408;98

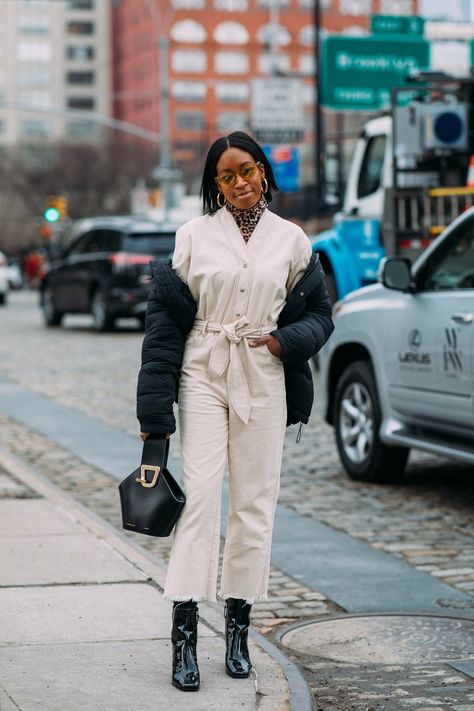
319;207;474;482
0;251;9;305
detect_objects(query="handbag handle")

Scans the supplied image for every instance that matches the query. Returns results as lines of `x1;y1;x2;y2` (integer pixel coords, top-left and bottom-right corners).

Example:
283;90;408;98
137;436;170;488
141;435;169;468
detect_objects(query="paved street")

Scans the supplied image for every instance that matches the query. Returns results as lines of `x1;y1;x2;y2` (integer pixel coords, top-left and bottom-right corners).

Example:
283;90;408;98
1;290;474;710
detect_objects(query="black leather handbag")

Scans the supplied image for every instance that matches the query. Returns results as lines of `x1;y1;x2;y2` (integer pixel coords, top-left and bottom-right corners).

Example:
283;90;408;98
119;436;185;537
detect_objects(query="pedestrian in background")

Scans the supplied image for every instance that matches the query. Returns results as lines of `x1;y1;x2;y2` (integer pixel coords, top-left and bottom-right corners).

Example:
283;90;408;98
136;131;334;692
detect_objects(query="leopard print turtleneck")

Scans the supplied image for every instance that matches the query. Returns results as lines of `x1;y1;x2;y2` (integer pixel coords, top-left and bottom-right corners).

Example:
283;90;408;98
225;195;268;243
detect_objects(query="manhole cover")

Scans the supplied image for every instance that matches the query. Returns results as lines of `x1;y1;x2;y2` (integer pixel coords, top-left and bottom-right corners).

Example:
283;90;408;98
280;614;474;665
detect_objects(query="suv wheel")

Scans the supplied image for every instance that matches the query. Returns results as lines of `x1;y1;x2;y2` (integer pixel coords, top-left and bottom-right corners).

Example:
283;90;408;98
334;360;409;483
91;289;114;332
42;287;63;326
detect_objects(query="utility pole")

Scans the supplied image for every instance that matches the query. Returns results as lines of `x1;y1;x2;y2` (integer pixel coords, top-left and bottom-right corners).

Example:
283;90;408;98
314;0;324;213
144;0;177;223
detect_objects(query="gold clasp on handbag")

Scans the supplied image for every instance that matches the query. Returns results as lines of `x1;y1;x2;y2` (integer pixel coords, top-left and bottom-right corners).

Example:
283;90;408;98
136;465;161;488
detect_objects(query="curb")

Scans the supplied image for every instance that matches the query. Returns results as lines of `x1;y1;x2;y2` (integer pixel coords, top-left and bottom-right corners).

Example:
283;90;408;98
0;443;315;711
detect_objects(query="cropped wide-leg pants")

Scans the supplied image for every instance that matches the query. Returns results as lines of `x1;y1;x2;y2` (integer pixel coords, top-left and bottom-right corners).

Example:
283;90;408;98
164;323;287;603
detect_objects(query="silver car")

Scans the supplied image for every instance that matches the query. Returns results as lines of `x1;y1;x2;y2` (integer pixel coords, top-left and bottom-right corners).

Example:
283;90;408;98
319;207;474;482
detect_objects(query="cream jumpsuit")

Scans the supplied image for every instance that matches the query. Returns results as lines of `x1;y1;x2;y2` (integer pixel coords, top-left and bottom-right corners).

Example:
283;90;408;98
164;207;311;603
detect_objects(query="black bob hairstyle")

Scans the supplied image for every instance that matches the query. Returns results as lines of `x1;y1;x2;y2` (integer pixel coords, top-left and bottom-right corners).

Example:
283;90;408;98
200;131;279;215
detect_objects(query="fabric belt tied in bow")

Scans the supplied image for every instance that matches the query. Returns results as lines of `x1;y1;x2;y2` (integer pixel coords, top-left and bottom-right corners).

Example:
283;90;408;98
193;317;273;424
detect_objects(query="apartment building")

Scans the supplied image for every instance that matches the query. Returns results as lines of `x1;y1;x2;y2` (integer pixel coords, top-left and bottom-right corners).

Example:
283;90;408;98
0;0;110;145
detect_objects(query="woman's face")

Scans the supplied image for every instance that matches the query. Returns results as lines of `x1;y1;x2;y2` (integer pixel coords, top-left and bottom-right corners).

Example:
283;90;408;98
215;147;265;210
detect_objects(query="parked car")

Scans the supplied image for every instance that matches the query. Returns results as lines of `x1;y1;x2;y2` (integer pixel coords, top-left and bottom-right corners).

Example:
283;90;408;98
0;251;9;305
7;260;24;289
319;207;474;482
39;216;180;331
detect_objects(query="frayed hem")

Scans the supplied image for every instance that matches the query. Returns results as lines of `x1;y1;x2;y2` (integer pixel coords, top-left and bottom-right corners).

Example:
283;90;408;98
218;592;268;604
163;594;217;603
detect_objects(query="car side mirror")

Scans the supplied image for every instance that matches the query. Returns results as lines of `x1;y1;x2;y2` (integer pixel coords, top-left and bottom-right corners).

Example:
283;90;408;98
379;257;413;291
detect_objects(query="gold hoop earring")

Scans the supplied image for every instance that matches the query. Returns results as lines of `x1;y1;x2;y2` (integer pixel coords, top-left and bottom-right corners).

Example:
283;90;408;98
262;178;269;194
217;192;226;208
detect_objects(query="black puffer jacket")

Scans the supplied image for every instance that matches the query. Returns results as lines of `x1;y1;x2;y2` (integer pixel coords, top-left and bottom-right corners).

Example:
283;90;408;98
271;252;334;425
137;253;333;434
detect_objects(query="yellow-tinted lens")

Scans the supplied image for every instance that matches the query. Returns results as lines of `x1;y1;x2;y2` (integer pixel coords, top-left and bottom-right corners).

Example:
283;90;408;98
218;173;236;186
240;164;257;180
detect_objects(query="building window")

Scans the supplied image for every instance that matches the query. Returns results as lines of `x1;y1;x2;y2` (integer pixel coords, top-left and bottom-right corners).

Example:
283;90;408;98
66;45;95;61
18;16;50;33
67;71;94;85
171;0;205;8
214;0;248;8
176;111;206;131
67;21;94;35
17;40;51;62
299;54;315;75
215;51;249;75
299;0;330;7
20;119;51;137
217;112;247;132
19;1;50;8
172;50;207;74
302;82;315;105
215;82;249;103
257;0;289;7
67;120;96;136
171;20;206;43
380;0;413;12
18;90;52;109
339;0;372;14
257;52;290;75
172;81;207;102
66;0;94;8
18;65;51;86
258;24;291;47
67;96;95;110
214;22;249;45
299;26;314;46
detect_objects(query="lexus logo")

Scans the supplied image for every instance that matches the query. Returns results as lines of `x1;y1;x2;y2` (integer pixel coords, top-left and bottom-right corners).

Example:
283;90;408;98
408;329;422;349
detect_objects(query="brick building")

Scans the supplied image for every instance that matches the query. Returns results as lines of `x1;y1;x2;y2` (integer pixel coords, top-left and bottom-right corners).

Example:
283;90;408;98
111;0;419;188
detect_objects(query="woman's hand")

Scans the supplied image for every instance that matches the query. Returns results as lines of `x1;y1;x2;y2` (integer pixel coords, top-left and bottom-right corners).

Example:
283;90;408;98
249;334;283;359
140;432;171;442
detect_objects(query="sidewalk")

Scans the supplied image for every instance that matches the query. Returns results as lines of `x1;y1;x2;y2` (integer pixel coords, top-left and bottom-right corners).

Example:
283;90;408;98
0;448;303;711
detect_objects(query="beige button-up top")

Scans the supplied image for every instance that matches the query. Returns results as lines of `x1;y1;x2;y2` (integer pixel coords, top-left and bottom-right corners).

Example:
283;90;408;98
173;207;311;328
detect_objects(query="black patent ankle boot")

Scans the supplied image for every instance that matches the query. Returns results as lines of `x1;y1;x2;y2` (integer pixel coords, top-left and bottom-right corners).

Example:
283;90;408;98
225;598;252;678
171;601;200;691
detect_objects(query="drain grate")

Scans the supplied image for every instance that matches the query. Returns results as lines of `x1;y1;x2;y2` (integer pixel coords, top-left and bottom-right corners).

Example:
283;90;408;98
280;613;474;665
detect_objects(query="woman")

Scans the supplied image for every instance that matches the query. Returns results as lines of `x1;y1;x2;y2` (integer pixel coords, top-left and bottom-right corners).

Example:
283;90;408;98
137;131;334;692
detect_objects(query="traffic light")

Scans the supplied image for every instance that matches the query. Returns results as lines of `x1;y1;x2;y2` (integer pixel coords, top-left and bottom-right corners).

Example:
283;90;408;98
44;195;68;222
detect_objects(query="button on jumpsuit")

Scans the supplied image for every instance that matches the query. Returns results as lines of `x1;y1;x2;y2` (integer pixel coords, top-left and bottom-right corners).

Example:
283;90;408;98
164;207;311;603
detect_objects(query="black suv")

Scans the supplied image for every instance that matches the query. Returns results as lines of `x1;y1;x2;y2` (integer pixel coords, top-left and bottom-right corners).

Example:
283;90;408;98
40;215;179;331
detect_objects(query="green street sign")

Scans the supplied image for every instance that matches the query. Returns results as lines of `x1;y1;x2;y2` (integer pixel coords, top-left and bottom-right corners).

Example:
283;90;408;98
371;14;425;36
320;35;430;111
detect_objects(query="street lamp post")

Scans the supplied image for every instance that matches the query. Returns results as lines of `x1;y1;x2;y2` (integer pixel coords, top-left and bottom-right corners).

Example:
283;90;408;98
158;33;173;221
144;0;175;222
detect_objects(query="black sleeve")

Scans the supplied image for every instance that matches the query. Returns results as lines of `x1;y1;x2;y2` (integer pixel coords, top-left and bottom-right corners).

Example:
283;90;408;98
271;276;334;363
136;287;185;435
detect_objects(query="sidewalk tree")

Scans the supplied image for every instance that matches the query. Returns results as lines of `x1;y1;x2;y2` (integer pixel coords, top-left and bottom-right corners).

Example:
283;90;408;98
0;135;157;253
